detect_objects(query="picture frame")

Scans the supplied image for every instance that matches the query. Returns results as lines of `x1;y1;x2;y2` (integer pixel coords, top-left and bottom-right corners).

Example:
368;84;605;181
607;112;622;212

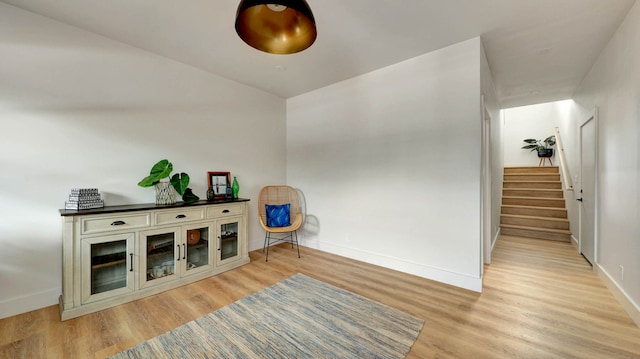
207;172;231;200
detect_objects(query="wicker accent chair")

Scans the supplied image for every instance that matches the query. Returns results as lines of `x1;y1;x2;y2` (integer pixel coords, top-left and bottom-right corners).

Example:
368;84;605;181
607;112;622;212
258;185;303;262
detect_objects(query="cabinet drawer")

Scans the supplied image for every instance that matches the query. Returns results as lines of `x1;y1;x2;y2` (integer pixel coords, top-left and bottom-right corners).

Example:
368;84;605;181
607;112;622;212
207;203;242;218
155;208;205;225
81;213;150;235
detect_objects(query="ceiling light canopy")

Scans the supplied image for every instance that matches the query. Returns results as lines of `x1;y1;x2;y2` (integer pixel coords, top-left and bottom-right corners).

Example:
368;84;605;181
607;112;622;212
235;0;317;54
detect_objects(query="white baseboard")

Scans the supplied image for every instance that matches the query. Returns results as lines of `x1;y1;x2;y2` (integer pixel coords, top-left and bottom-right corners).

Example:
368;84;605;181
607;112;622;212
570;234;579;250
0;287;60;320
595;264;640;328
249;238;265;252
303;240;482;293
492;227;501;252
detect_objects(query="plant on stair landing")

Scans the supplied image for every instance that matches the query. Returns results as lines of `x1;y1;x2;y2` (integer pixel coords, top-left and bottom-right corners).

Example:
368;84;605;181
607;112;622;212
138;159;200;204
521;135;556;157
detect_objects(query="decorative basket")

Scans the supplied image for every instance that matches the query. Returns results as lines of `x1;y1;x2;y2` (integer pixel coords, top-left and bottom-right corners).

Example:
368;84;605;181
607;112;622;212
155;182;176;205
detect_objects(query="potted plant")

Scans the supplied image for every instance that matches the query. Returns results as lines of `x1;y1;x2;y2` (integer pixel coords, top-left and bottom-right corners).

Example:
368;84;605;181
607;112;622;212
522;135;556;157
138;159;199;204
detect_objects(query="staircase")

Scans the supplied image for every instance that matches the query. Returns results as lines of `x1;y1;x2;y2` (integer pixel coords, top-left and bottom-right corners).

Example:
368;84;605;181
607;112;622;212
500;166;571;242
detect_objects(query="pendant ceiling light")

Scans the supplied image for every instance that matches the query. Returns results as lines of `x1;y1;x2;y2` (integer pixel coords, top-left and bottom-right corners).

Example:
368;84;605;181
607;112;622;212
235;0;317;54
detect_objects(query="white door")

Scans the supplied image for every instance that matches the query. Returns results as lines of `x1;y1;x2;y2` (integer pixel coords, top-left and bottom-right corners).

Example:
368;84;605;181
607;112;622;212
579;113;597;265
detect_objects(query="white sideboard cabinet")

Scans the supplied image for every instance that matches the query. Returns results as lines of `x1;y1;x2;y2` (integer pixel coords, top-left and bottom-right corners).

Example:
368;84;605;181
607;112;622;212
59;199;250;320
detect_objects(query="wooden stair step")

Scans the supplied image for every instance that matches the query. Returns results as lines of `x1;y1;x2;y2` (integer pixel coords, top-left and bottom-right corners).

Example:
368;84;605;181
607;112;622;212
501;205;568;218
503;181;562;189
501;224;571;242
502;196;566;208
501;166;571;242
504;166;559;174
504;174;561;181
500;214;570;230
502;188;564;198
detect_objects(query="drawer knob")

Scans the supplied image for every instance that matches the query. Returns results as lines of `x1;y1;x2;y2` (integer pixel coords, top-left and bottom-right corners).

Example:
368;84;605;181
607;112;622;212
222;209;230;213
111;220;126;226
175;214;187;219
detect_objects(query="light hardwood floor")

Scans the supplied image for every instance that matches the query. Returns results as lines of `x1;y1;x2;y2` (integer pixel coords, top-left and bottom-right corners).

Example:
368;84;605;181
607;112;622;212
1;235;639;358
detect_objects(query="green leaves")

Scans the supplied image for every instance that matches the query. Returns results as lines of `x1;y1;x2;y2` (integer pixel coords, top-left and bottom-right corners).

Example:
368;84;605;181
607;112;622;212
138;159;173;187
181;188;200;204
521;136;555;152
138;160;194;202
543;135;556;147
170;173;190;196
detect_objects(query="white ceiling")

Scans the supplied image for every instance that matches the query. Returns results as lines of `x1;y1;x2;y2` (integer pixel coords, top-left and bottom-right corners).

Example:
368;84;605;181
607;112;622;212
2;0;636;108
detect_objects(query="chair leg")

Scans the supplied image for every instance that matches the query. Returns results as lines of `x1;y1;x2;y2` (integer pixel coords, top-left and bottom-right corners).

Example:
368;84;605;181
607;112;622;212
263;231;268;253
264;230;300;262
265;232;270;262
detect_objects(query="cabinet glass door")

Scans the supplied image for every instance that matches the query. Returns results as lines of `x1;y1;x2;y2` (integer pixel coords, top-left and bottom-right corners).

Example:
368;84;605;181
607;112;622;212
140;228;178;288
185;225;211;275
81;233;135;304
218;217;242;264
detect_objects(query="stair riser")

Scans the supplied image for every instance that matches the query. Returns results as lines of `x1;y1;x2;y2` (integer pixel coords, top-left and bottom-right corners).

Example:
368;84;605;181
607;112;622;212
503;189;564;198
503;182;562;189
504;174;561;181
501;206;568;218
501;167;572;241
500;216;570;230
501;227;571;242
502;197;566;208
504;167;559;174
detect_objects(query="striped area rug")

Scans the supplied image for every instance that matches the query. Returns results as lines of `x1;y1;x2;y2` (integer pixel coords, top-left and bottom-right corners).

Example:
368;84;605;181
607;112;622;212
110;273;424;358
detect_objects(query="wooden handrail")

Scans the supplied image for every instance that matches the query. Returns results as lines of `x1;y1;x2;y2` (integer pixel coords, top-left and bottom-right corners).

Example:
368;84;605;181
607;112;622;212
554;127;574;191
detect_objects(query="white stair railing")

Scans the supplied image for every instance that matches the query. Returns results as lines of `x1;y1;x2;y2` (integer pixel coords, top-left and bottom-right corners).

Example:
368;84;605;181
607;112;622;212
554;127;574;191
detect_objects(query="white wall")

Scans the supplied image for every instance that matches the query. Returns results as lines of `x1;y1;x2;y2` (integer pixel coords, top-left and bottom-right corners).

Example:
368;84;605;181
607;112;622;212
0;3;287;319
503;101;574;167
480;42;504;260
287;38;485;291
571;0;640;320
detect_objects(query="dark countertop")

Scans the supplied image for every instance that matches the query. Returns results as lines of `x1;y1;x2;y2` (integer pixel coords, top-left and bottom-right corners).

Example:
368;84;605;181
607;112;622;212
59;198;250;216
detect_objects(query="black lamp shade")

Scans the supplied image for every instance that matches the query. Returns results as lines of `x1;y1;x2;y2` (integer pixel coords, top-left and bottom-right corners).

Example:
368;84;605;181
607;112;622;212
235;0;317;54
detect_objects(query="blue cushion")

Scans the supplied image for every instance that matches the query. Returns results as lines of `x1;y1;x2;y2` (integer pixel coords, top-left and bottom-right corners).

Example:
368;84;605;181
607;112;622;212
266;204;290;227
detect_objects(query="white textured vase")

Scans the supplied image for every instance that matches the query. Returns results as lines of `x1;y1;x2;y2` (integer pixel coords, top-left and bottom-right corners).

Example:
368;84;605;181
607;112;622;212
155;182;176;205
